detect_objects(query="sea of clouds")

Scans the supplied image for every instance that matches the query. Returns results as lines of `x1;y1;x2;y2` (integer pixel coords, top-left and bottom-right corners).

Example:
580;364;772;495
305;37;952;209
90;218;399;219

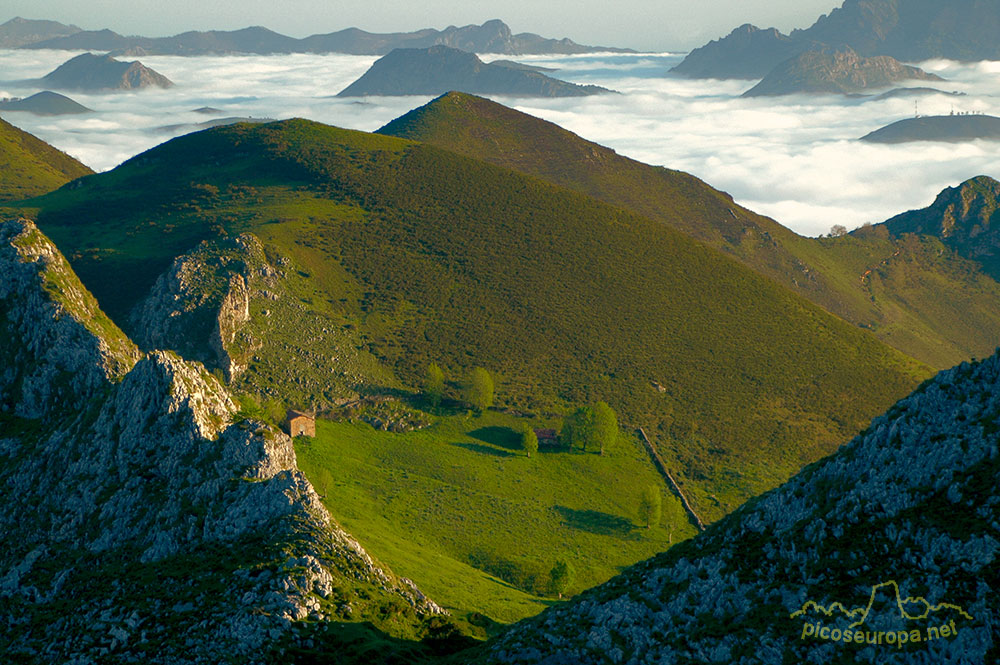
1;49;998;236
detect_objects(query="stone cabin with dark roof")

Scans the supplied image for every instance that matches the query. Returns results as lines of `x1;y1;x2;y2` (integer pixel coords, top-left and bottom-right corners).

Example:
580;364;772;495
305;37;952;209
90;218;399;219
286;410;316;437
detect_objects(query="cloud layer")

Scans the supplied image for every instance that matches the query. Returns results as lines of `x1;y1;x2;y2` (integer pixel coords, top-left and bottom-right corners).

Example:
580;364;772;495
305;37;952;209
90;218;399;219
1;49;997;236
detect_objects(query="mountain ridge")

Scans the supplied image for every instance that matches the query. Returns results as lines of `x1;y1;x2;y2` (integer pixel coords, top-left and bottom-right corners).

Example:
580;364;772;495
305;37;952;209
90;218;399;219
14;17;631;56
673;0;1000;80
0;217;451;662
378;92;1000;370
5;117;930;523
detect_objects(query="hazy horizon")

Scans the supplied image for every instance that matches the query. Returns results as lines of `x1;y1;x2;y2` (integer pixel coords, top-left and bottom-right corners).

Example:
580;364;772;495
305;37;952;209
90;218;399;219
2;49;996;237
3;1;844;52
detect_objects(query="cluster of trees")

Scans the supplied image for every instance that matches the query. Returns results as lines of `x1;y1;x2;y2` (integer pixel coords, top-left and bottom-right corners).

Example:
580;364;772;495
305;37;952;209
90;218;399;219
560;401;618;455
424;363;494;413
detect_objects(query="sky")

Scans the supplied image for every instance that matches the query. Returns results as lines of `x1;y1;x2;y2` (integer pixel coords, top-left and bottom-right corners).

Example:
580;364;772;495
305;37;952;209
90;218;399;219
1;50;997;237
4;0;845;52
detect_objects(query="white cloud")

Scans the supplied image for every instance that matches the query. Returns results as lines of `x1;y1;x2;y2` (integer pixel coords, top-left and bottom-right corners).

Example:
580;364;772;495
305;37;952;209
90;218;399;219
1;49;998;236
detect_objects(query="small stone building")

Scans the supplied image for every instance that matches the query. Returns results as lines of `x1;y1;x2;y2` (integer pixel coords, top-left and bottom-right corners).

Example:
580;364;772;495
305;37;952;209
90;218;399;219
286;410;316;437
534;428;560;448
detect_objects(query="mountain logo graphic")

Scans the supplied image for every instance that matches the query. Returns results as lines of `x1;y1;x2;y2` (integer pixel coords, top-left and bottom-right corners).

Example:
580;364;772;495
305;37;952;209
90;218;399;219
791;580;974;649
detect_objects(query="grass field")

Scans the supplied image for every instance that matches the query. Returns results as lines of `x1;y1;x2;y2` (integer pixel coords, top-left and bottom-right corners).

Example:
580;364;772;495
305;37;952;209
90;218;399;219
294;409;696;632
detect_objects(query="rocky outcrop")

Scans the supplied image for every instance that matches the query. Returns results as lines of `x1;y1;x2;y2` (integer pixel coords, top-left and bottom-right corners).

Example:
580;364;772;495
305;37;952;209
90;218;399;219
0;218;139;418
743;46;943;97
210;273;252;379
482;353;1000;663
879;175;1000;279
1;220;444;663
129;234;267;380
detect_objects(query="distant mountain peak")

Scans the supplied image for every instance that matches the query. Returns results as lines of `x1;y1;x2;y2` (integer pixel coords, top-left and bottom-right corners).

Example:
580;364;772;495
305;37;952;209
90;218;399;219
743;45;943;96
336;44;613;97
40;51;173;91
675;0;1000;80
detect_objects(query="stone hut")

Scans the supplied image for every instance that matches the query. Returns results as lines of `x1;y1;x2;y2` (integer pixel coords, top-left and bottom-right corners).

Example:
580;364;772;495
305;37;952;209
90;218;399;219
286;409;316;437
534;428;560;447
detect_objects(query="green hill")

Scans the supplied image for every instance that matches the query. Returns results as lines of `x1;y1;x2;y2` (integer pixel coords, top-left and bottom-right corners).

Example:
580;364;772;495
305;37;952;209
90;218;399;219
7;118;929;523
379;92;1000;369
0;115;92;200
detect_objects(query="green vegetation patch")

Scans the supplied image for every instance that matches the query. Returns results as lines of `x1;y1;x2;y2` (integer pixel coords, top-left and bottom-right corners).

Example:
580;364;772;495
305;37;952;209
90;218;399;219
295;411;695;628
13;118;929;521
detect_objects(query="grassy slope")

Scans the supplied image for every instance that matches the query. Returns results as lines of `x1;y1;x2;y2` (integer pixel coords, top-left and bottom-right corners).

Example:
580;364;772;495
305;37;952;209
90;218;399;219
295;411;695;628
6;119;929;522
378;92;1000;368
0;115;92;201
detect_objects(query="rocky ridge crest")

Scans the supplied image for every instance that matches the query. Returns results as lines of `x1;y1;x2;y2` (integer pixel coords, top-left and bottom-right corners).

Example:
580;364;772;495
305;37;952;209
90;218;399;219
0;219;443;663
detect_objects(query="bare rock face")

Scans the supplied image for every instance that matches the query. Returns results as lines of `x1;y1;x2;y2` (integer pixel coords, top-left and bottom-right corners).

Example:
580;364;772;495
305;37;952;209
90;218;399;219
211;272;252;379
0;218;140;418
0;220;443;663
481;353;1000;663
129;233;267;380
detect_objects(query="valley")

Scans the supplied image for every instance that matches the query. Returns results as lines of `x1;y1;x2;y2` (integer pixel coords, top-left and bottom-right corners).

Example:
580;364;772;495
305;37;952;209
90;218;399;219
2;1;999;662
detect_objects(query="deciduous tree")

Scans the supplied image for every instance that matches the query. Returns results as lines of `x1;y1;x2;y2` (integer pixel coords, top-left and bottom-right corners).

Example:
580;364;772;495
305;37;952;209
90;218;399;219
466;367;494;413
592;401;618;455
522;426;538;458
550;559;574;599
639;485;662;529
561;406;594;452
425;362;445;407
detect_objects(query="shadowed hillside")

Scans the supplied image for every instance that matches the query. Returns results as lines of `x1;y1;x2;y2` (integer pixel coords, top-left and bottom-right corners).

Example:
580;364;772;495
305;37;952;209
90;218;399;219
0;116;92;201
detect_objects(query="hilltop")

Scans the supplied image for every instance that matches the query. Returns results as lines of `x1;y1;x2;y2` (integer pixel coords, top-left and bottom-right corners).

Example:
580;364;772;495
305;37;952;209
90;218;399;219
479;349;1000;664
670;24;816;80
17;18;629;56
881;175;1000;279
0;116;92;201
337;46;612;97
39;52;173;91
379;92;1000;369
742;47;942;97
860;114;1000;144
672;0;1000;80
2;118;930;527
0;90;91;115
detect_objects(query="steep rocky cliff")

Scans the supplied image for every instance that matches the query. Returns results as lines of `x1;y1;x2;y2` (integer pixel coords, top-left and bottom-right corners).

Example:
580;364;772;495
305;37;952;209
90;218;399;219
126;232;395;411
481;350;999;663
128;234;266;381
0;219;444;664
